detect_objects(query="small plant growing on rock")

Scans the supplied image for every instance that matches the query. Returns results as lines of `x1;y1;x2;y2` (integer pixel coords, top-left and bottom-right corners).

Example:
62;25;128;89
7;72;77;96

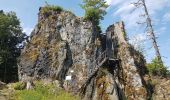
13;82;26;90
147;57;170;77
41;5;63;15
81;0;108;33
81;0;108;24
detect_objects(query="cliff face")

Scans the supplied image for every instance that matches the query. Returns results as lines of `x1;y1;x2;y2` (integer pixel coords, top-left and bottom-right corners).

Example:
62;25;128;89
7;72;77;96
106;23;148;100
18;7;149;100
19;7;101;90
151;77;170;100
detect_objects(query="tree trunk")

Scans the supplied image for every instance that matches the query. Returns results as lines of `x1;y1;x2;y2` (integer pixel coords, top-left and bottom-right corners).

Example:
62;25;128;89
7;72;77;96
142;0;163;64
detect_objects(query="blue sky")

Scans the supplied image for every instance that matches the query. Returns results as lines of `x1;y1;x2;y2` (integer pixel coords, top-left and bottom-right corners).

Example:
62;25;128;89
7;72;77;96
0;0;170;67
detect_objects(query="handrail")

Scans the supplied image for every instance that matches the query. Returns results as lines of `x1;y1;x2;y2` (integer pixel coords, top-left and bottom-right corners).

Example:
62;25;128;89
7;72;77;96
92;49;107;65
80;49;108;93
87;49;108;78
79;49;120;93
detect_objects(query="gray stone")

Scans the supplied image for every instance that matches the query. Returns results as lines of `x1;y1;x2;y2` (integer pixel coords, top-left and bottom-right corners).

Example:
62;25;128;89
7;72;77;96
18;8;149;100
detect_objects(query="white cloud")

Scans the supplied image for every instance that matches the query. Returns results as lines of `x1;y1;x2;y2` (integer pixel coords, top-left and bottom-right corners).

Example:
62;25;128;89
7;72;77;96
129;33;147;45
114;4;135;15
129;33;147;53
155;27;166;36
145;0;170;14
105;0;112;5
106;0;124;6
110;0;170;29
163;12;170;22
23;27;33;36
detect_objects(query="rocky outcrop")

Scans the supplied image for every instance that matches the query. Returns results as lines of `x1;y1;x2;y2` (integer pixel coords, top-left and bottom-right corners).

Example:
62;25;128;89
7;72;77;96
108;22;148;100
18;7;100;87
0;81;6;90
81;22;149;100
18;6;149;100
151;77;170;100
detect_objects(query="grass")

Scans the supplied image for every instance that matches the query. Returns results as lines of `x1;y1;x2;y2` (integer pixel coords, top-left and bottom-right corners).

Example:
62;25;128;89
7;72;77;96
11;81;80;100
13;82;26;90
41;5;63;15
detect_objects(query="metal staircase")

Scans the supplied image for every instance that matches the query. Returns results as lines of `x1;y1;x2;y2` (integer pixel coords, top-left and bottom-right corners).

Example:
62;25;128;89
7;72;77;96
79;48;120;94
89;49;108;77
80;49;109;92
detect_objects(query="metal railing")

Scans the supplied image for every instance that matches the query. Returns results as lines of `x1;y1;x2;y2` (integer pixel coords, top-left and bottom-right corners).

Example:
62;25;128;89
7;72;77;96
79;49;108;93
89;49;108;76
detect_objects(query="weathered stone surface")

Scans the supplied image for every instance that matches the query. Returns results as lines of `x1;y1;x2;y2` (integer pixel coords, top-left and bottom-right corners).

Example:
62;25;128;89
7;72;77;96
18;7;99;88
0;81;6;90
152;77;170;100
18;7;149;100
81;22;148;100
109;22;148;100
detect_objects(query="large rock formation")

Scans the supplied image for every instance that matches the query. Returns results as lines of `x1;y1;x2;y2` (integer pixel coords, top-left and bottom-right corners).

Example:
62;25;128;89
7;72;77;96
19;6;101;91
151;77;170;100
18;6;150;100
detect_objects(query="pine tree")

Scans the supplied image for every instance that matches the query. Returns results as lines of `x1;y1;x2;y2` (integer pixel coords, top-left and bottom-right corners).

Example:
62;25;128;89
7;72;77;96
81;0;108;41
81;0;108;25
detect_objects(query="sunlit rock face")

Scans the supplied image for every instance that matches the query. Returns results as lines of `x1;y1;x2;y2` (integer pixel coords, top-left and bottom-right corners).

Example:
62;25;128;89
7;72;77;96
106;22;148;100
18;6;149;100
151;77;170;100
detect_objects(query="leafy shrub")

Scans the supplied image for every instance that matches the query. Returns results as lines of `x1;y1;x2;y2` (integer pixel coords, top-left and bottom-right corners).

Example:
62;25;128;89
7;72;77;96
147;57;169;77
41;5;63;15
13;82;26;90
13;81;80;100
84;8;101;24
81;0;108;25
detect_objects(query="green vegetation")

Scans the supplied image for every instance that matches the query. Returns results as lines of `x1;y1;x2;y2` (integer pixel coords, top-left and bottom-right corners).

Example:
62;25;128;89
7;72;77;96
13;82;26;90
122;30;128;41
12;81;80;100
0;10;27;83
81;0;108;33
41;5;63;15
0;56;2;64
147;57;170;77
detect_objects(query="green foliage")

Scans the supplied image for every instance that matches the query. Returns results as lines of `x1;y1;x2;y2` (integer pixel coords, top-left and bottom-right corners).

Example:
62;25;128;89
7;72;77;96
122;31;127;40
84;8;101;24
13;82;26;90
97;67;108;77
0;10;26;83
81;0;108;25
0;56;2;64
41;5;63;15
147;57;170;77
13;81;80;100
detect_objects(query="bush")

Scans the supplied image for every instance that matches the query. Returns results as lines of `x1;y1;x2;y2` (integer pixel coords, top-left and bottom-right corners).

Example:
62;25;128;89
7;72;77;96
81;0;108;25
13;81;80;100
13;82;26;90
84;8;101;24
147;57;169;77
41;5;63;15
